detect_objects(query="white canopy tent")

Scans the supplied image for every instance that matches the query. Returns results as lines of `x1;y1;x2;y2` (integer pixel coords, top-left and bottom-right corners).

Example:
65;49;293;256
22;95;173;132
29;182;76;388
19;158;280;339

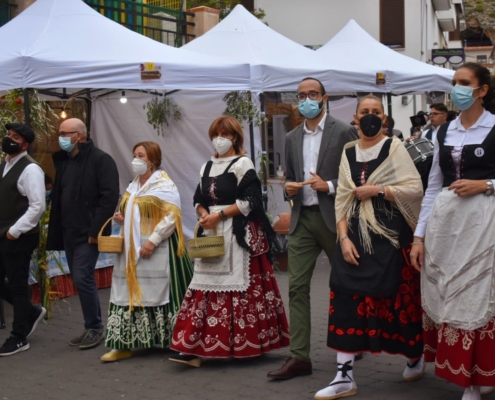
0;0;250;91
182;4;345;92
316;19;455;94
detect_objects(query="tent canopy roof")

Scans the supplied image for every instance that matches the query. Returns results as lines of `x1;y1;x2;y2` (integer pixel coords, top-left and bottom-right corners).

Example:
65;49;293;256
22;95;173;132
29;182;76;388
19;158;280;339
183;4;332;92
316;19;455;94
0;0;250;90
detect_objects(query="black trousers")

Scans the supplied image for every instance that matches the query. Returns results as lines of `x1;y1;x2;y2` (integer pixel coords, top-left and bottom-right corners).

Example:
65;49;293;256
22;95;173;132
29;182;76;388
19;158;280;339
0;234;39;340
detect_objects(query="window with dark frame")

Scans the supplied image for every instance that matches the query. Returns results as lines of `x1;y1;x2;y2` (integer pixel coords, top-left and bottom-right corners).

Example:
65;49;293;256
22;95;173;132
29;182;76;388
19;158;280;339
477;55;488;64
380;0;405;49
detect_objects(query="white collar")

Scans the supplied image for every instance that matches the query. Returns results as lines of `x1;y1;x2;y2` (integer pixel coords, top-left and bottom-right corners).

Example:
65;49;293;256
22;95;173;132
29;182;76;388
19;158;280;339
211;155;241;164
303;112;327;135
6;150;28;165
452;109;495;132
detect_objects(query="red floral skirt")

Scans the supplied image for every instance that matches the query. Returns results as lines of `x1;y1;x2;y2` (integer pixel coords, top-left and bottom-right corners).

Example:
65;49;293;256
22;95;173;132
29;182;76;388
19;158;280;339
423;314;495;387
170;253;290;358
327;260;423;358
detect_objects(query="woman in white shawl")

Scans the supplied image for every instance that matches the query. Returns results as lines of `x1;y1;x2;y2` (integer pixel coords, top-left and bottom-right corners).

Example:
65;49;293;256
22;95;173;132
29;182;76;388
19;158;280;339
100;141;193;362
315;96;424;400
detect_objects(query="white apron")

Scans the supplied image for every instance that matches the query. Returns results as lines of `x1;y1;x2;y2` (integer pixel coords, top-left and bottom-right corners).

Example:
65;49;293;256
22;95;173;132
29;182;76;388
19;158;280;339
422;188;495;330
110;234;170;307
189;205;251;293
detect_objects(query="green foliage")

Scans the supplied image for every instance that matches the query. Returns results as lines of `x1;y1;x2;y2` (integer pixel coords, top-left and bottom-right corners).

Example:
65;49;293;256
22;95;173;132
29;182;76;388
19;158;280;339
222;91;266;126
143;95;182;136
0;89;58;163
490;12;495;17
475;4;485;10
186;0;266;21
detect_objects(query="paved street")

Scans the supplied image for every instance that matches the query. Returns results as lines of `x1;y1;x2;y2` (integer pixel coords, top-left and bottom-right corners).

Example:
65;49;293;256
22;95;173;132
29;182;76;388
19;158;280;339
1;254;493;400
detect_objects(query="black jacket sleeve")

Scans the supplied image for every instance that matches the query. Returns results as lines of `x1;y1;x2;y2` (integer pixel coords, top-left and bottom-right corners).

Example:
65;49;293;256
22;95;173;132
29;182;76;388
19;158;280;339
89;152;120;238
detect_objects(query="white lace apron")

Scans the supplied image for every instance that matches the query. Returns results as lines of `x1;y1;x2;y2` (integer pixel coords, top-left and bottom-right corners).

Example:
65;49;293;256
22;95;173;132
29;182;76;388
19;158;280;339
189;204;250;293
422;188;495;330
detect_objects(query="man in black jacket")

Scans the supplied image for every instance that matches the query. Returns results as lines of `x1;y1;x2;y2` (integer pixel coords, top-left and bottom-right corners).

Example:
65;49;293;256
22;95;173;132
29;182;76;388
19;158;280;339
47;118;119;349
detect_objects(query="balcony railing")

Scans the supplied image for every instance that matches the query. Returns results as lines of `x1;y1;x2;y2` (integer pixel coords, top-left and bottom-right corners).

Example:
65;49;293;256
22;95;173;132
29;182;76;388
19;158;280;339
0;0;16;28
83;0;194;47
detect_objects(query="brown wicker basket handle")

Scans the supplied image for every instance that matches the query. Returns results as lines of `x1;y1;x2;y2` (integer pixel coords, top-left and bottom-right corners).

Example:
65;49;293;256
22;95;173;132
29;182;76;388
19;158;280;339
98;217;115;239
193;221;217;240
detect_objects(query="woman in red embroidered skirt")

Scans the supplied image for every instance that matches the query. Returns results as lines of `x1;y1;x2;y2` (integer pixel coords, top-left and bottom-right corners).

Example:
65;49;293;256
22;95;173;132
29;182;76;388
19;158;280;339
410;63;495;399
315;96;424;400
169;116;289;367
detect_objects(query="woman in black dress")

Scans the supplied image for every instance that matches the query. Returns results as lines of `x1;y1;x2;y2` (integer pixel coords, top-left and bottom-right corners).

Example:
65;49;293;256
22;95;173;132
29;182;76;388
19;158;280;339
315;96;424;400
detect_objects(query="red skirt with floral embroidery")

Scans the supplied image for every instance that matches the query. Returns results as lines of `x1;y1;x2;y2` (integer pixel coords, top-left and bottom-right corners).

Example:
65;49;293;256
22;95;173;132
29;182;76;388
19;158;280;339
423;314;495;387
327;260;423;358
170;253;290;358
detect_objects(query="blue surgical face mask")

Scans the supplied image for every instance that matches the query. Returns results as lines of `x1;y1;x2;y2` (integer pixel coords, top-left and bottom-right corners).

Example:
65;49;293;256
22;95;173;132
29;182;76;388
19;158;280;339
58;136;77;152
451;85;480;111
46;190;51;197
298;98;323;119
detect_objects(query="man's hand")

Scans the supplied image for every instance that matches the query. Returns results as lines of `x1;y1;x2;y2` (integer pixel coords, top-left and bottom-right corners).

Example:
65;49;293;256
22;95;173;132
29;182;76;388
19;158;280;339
88;236;98;244
405;136;418;143
448;180;486;197
200;212;221;230
139;240;156;259
6;231;17;240
285;182;305;197
353;185;380;201
302;172;329;192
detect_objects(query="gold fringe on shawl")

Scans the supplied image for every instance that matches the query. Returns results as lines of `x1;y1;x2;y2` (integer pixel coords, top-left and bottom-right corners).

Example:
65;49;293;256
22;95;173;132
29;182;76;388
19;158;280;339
120;192;186;310
335;137;423;254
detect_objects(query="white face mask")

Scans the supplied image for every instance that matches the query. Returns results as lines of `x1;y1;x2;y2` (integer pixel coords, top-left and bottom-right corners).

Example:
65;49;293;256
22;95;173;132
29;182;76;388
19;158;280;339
212;137;233;155
132;158;150;176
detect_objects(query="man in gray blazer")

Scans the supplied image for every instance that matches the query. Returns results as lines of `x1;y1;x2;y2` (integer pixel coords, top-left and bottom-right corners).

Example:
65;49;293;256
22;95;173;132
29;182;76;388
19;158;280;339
268;78;358;380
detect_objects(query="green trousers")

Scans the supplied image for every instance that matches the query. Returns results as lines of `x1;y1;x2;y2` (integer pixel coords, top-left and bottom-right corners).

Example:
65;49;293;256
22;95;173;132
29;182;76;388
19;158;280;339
288;208;337;362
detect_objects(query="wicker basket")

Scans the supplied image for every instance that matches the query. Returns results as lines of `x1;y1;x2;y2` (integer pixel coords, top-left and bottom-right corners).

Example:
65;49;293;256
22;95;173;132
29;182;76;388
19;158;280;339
98;217;123;253
188;222;224;259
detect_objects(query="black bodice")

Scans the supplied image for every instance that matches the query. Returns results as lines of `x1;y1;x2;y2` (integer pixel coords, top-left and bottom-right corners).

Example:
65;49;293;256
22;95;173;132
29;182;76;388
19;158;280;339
201;157;241;207
437;122;495;187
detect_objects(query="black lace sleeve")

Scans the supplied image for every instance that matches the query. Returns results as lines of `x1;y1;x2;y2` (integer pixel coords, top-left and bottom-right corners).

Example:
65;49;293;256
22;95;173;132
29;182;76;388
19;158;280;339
232;169;276;259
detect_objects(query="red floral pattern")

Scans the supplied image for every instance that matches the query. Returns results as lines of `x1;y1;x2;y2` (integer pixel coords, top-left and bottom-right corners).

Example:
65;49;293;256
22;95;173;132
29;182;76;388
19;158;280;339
327;248;423;358
171;253;290;358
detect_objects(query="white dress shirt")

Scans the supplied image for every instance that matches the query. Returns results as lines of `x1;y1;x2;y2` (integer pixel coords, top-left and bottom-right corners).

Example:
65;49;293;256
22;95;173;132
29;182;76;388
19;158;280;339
301;113;334;206
415;110;495;237
2;151;46;238
422;125;440;143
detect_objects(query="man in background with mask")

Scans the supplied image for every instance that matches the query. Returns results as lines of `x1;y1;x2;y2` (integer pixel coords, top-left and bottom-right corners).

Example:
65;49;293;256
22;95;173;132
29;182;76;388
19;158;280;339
0;123;46;356
267;78;358;380
47;118;119;350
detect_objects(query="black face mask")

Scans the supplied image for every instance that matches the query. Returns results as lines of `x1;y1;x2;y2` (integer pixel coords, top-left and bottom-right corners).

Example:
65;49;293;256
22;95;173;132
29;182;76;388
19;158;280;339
1;136;22;155
359;114;382;137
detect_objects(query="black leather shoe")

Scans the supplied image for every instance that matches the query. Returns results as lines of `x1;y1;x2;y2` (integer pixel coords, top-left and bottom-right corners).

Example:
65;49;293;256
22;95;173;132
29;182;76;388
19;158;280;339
267;357;312;380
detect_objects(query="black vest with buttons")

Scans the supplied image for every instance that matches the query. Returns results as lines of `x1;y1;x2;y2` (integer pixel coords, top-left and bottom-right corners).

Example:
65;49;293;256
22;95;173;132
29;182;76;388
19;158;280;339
437;121;495;187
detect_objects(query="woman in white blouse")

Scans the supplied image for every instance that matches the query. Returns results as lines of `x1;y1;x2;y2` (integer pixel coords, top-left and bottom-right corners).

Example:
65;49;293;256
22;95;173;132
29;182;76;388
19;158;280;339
410;63;495;400
100;141;193;362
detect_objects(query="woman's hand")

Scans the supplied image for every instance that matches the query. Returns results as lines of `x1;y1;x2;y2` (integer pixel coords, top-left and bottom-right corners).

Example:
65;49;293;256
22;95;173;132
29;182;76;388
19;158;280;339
341;238;360;266
140;240;156;259
353;185;380;201
199;212;221;230
113;212;124;225
448;180;486;197
410;237;424;272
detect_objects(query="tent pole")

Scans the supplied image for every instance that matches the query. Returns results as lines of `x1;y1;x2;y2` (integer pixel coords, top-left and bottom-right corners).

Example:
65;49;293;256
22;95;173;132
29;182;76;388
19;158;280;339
259;93;268;211
249;121;255;164
85;97;92;138
387;93;392;118
23;89;31;127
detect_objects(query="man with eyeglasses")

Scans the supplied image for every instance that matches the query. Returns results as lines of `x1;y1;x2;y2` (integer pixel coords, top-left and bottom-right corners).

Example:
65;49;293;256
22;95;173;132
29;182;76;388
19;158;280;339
0;123;46;356
47;118;119;350
267;77;358;380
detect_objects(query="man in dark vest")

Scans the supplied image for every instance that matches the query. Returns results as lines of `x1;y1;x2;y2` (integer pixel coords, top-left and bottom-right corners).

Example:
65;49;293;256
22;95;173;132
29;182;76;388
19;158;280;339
0;123;46;356
47;118;119;350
